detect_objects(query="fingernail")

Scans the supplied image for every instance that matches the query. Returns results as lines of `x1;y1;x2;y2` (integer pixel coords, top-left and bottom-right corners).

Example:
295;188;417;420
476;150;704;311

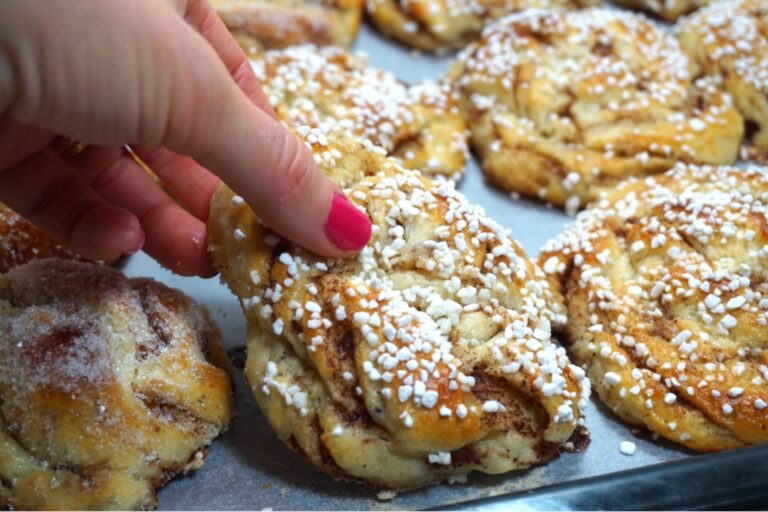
325;193;372;252
124;230;145;256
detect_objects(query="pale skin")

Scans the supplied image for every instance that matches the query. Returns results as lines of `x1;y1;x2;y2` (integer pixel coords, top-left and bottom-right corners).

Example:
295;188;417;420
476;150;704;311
0;0;369;277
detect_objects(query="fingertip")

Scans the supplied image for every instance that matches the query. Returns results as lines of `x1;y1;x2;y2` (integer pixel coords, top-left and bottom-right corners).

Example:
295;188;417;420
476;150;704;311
252;169;373;259
141;207;217;277
183;228;218;278
69;205;143;261
124;230;145;256
324;192;372;253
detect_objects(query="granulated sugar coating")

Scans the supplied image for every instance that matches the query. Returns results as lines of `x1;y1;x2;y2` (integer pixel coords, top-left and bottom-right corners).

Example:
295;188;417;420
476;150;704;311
539;163;768;452
365;0;598;51
7;311;112;394
207;128;590;490
253;45;469;179
0;259;234;510
448;8;744;212
678;0;768;162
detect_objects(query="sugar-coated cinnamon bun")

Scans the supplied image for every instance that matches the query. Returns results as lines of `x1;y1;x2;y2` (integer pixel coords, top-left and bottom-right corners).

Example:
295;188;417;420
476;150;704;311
0;259;233;510
211;0;363;57
365;0;599;52
540;163;768;452
677;0;768;162
253;45;469;180
448;8;743;212
207;129;589;489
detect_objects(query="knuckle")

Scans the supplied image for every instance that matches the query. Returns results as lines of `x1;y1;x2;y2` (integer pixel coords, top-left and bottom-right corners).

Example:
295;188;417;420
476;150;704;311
23;174;78;221
274;137;314;203
195;5;219;36
88;156;126;193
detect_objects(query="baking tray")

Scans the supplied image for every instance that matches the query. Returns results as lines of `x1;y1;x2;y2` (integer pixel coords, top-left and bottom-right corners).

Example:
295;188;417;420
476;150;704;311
115;12;767;510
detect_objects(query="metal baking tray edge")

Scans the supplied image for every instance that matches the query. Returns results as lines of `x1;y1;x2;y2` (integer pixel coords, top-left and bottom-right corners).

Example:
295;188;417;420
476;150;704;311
440;445;768;510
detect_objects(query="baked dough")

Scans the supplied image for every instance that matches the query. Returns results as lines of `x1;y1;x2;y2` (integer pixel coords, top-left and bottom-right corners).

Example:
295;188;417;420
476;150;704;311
612;0;713;21
448;8;743;212
365;0;600;52
0;259;234;510
207;129;590;489
678;0;768;162
0;203;85;273
211;0;363;57
539;163;768;452
253;45;469;179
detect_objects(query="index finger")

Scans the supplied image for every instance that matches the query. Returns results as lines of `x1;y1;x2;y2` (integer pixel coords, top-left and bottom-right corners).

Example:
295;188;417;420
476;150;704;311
180;0;276;117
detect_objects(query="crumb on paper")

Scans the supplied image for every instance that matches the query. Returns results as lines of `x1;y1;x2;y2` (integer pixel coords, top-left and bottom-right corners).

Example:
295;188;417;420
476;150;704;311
377;490;397;501
619;441;636;456
447;474;468;485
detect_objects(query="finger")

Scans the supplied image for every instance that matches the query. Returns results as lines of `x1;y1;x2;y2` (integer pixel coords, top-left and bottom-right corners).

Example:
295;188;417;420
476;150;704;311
0;114;54;169
130;145;220;220
181;0;276;117
161;21;372;257
70;146;215;277
174;98;372;257
0;149;143;260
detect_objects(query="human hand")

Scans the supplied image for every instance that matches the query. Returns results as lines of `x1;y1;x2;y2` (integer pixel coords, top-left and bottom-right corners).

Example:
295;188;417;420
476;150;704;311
0;0;372;277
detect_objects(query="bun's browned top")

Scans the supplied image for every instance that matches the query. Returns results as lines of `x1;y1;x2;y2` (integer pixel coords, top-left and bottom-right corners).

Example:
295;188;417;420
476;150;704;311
253;45;469;179
365;0;599;51
540;163;768;451
211;0;363;56
0;259;233;510
449;8;743;211
208;129;589;489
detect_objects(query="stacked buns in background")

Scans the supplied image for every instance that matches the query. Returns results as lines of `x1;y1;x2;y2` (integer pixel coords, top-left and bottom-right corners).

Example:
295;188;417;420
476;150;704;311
365;0;600;52
678;0;768;162
447;8;743;212
210;0;365;57
251;45;469;179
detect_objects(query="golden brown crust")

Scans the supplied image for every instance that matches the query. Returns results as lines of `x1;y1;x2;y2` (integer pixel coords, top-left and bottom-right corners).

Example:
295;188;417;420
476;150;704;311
253;45;469;179
0;203;86;273
448;8;744;212
539;164;768;452
677;0;768;162
0;259;234;510
208;129;589;489
613;0;713;21
211;0;363;57
365;0;600;52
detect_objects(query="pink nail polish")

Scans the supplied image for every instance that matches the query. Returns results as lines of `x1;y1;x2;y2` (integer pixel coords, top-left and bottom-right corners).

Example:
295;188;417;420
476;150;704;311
124;230;145;256
325;193;372;252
